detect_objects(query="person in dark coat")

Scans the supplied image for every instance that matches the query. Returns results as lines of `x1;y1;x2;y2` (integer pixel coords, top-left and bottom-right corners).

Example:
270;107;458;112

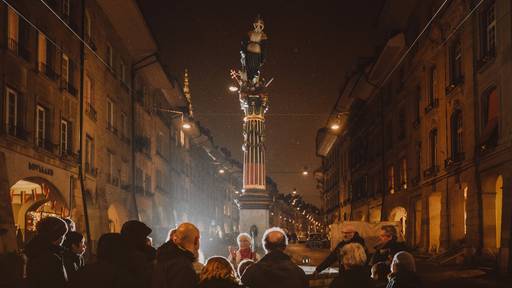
62;231;86;280
241;227;308;288
370;226;407;266
315;224;366;274
24;216;69;288
329;243;375;288
197;256;241;288
121;220;156;288
387;251;421;288
69;233;137;288
152;223;200;288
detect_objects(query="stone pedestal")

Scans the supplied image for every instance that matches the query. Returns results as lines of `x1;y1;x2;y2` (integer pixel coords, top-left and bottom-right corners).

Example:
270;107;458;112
238;191;271;251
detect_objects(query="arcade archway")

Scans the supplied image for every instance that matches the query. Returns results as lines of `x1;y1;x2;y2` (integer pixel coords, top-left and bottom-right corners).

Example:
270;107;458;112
10;178;68;244
388;206;407;239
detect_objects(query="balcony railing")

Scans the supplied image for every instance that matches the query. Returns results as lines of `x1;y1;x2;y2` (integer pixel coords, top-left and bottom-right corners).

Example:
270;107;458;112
85;103;97;121
39;63;59;81
6;124;29;141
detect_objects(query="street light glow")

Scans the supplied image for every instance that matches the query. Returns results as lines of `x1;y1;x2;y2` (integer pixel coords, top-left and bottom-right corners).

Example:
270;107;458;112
330;123;340;130
228;86;238;92
219;169;225;174
182;123;192;129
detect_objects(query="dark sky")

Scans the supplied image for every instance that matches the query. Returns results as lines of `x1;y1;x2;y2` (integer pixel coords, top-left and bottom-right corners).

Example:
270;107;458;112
138;0;385;206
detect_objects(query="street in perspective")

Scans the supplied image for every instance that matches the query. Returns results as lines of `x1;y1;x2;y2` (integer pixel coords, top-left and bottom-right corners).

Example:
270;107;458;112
0;0;511;288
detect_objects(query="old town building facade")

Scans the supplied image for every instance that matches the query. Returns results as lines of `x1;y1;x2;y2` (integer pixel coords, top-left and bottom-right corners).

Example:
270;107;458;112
317;0;512;272
0;0;241;251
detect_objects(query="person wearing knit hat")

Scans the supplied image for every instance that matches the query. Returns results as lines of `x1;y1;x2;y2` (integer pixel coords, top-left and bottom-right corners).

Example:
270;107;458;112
25;216;69;288
386;251;422;288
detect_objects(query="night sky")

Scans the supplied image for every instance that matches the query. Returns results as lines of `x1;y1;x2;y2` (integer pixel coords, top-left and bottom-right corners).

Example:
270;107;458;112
138;0;385;206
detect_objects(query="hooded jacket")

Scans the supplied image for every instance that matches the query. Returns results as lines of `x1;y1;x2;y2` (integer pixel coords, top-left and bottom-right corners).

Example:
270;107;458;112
24;235;68;288
241;250;308;288
316;232;366;273
152;241;198;288
329;266;375;288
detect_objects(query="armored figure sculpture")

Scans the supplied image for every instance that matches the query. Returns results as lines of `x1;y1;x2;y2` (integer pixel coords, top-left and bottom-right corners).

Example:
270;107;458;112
240;16;268;86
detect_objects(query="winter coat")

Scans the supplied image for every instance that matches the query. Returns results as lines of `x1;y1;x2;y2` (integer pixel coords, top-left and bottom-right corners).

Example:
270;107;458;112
197;278;242;288
329;266;375;288
370;240;408;266
24;235;68;288
63;249;84;281
152;241;199;288
386;271;422;288
241;250;309;288
316;233;366;273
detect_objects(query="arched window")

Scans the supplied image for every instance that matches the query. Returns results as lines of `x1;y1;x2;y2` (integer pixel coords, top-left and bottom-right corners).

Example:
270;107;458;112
451;110;463;159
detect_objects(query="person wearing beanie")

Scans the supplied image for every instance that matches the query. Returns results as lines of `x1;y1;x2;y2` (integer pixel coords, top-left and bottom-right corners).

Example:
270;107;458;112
24;216;69;288
62;231;86;280
121;220;156;288
386;251;422;288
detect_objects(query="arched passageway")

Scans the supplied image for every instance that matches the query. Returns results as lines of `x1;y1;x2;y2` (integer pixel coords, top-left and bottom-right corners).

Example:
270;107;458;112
9;178;68;244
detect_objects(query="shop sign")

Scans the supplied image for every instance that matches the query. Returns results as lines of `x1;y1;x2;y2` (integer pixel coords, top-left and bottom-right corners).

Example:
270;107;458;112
28;162;54;176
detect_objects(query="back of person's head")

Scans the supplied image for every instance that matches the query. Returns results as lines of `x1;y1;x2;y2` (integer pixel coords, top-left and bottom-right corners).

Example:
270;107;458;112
262;227;288;253
340;243;367;269
391;251;416;273
200;256;237;283
36;216;68;244
62;218;76;232
62;231;84;250
175;223;200;252
121;220;152;249
97;233;126;264
381;225;398;240
237;259;255;277
371;262;390;280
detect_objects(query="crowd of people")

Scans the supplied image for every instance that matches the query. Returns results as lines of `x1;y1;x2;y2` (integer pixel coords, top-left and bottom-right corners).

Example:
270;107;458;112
17;216;419;288
314;224;420;288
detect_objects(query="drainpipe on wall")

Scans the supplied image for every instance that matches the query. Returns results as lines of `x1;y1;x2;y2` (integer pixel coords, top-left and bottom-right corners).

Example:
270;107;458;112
78;0;91;245
471;8;484;259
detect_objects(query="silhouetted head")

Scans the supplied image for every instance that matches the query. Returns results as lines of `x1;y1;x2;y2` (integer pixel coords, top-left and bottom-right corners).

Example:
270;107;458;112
175;222;200;255
262;227;288;253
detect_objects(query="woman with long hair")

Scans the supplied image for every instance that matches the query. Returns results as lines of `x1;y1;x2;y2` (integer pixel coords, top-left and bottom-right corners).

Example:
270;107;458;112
198;256;241;288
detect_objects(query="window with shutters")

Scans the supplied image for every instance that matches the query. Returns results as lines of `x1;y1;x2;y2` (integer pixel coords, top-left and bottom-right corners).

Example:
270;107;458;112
60;120;68;155
5;87;18;136
7;7;19;54
36;106;47;148
85;135;95;174
480;1;496;58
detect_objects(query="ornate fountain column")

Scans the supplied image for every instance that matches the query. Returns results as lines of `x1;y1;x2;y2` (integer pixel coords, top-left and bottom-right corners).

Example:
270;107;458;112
231;17;272;248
